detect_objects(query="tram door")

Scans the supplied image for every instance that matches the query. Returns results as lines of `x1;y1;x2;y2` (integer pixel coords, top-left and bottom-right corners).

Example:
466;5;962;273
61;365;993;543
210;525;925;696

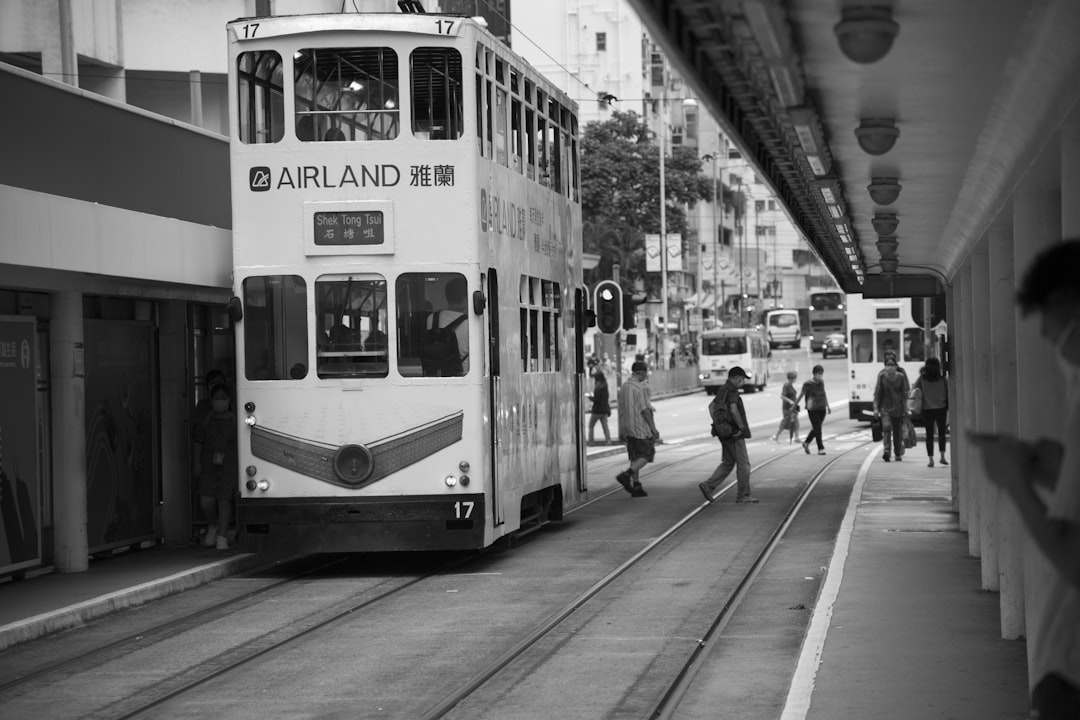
485;270;503;526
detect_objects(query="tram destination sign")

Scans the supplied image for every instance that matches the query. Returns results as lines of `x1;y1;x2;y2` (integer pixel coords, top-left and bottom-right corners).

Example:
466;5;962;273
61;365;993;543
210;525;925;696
313;210;384;246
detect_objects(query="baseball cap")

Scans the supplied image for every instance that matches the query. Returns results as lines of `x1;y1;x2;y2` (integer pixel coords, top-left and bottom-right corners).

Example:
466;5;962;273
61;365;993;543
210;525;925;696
631;360;649;373
727;366;748;379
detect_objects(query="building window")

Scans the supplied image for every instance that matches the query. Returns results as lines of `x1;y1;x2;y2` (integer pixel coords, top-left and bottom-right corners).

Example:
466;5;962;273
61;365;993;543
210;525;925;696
596;32;607;52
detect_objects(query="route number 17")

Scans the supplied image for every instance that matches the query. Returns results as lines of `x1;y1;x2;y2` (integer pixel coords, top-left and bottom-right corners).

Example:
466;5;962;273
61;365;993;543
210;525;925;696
436;20;455;34
454;501;474;519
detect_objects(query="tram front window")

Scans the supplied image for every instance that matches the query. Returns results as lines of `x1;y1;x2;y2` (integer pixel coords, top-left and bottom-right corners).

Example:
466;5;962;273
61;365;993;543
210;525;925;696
316;276;388;378
396;273;469;378
294;47;399;141
243;275;308;380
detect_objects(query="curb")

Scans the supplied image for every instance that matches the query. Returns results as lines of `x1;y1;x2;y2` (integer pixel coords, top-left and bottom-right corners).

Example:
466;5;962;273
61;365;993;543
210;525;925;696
0;553;265;652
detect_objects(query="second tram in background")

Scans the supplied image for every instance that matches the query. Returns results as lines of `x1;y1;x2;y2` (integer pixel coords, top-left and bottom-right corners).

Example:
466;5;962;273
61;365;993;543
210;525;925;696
807;288;845;352
226;11;588;554
845;294;928;420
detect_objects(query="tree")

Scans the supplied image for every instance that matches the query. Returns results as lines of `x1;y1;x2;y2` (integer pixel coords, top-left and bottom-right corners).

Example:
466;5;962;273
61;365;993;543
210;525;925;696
580;110;712;292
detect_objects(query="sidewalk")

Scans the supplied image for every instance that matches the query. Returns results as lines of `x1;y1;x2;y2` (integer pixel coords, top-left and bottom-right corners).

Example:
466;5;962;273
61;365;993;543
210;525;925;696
784;444;1030;719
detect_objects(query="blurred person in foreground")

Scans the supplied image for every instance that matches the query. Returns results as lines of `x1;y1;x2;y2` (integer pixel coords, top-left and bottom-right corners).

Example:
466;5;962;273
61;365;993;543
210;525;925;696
971;239;1080;719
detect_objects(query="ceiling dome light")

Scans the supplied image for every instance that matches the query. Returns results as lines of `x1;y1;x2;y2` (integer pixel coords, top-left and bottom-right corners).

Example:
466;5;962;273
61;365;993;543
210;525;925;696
876;236;899;258
834;6;899;64
868;177;902;205
872;212;899;236
855;118;900;155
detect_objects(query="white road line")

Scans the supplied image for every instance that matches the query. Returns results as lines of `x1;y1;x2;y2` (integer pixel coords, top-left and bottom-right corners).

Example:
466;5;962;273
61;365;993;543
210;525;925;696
779;442;882;720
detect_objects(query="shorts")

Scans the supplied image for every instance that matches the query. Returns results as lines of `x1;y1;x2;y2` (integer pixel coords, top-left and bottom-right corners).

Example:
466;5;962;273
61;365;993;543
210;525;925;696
199;468;236;500
625;436;656;463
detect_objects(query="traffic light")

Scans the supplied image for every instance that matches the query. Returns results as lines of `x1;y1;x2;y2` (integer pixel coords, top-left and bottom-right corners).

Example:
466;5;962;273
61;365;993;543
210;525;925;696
594;280;623;334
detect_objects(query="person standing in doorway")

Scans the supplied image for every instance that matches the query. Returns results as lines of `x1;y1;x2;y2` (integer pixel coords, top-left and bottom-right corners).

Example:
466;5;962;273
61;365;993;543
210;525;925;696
874;357;911;461
615;361;657;497
795;364;831;455
193;383;238;550
698;366;756;504
914;357;949;467
973;239;1080;718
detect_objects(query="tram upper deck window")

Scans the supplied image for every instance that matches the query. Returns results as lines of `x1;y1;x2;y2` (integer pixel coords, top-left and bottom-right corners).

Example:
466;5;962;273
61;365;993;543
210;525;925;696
395;273;469;378
237;51;285;144
315;276;388;379
294;47;399;142
242;276;308;380
411;48;463;140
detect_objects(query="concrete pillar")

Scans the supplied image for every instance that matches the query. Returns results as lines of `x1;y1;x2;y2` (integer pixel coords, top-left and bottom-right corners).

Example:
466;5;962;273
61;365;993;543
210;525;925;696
1062;103;1080;236
970;239;998;586
988;200;1025;637
50;291;88;572
944;285;960;510
956;264;979;547
1013;133;1063;686
189;70;204;128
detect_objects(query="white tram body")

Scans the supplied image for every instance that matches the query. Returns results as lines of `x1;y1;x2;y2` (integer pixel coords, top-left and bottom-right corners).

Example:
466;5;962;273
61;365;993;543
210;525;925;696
226;13;586;553
846;294;927;420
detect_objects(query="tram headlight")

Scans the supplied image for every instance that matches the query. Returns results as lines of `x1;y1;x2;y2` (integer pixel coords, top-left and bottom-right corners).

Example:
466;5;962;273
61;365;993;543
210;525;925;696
246;465;257;476
244;415;257;427
257;479;270;491
458;461;470;473
245;479;257;491
445;475;458;487
459;475;470;487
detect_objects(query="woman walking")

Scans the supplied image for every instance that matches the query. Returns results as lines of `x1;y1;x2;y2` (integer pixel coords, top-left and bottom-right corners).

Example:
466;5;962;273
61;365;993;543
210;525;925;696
914;357;949;467
772;371;801;443
587;365;612;444
794;365;831;455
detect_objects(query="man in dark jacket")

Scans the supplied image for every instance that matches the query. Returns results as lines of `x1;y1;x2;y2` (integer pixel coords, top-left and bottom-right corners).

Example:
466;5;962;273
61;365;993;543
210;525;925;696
698;366;757;504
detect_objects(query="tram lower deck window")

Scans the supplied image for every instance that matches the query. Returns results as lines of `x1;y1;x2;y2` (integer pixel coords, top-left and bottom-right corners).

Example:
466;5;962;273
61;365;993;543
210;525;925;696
243;276;308;380
316;276;388;379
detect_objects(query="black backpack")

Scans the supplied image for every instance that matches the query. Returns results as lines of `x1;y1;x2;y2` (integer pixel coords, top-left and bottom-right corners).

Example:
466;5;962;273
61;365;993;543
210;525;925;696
420;311;467;376
708;389;737;440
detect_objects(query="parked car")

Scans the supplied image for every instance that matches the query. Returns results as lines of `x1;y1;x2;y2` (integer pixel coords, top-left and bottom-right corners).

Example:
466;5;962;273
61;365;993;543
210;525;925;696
822;333;848;358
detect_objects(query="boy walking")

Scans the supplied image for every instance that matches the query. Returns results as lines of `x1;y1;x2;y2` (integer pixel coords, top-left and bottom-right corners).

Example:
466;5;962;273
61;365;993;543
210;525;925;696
615;361;658;497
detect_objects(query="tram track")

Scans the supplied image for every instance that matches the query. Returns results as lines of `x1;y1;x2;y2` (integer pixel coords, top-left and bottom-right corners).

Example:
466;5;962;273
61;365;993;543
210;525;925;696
419;436;875;719
2;421;872;720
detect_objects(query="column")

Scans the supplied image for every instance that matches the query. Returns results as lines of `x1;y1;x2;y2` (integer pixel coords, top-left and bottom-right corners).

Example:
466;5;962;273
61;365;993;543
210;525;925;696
944;285;960;510
1013;133;1062;686
159;302;192;544
50;291;88;572
988;200;1025;637
970;239;997;585
955;264;979;544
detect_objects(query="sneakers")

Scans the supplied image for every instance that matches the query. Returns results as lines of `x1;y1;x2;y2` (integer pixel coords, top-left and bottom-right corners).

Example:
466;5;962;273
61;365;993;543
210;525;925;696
630;483;648;497
699;482;714;503
736;495;760;504
802;442;810;455
940;456;949;466
215;535;228;550
928;457;935;467
896;455;903;462
615;471;634;495
883;454;891;462
203;524;218;547
817;448;826;455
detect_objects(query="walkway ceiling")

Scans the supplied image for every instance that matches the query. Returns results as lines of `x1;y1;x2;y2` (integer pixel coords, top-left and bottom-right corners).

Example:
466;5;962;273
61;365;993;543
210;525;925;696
628;0;1080;297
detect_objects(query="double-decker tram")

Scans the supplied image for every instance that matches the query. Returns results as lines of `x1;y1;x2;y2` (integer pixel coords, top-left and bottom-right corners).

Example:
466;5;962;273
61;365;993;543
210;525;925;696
846;294;926;420
807;288;845;351
226;11;587;553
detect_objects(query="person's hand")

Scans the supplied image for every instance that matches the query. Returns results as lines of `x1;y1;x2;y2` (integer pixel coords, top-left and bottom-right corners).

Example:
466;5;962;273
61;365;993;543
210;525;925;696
873;410;880;418
827;406;832;414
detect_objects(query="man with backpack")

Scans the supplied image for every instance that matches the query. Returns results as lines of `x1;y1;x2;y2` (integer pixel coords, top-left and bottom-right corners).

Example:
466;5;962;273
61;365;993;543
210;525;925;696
421;276;469;377
699;366;757;504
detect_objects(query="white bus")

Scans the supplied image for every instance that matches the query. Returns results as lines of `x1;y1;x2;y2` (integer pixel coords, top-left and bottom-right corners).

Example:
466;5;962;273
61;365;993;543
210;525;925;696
764;308;801;349
698;327;771;394
846;294;927;420
227;11;587;553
